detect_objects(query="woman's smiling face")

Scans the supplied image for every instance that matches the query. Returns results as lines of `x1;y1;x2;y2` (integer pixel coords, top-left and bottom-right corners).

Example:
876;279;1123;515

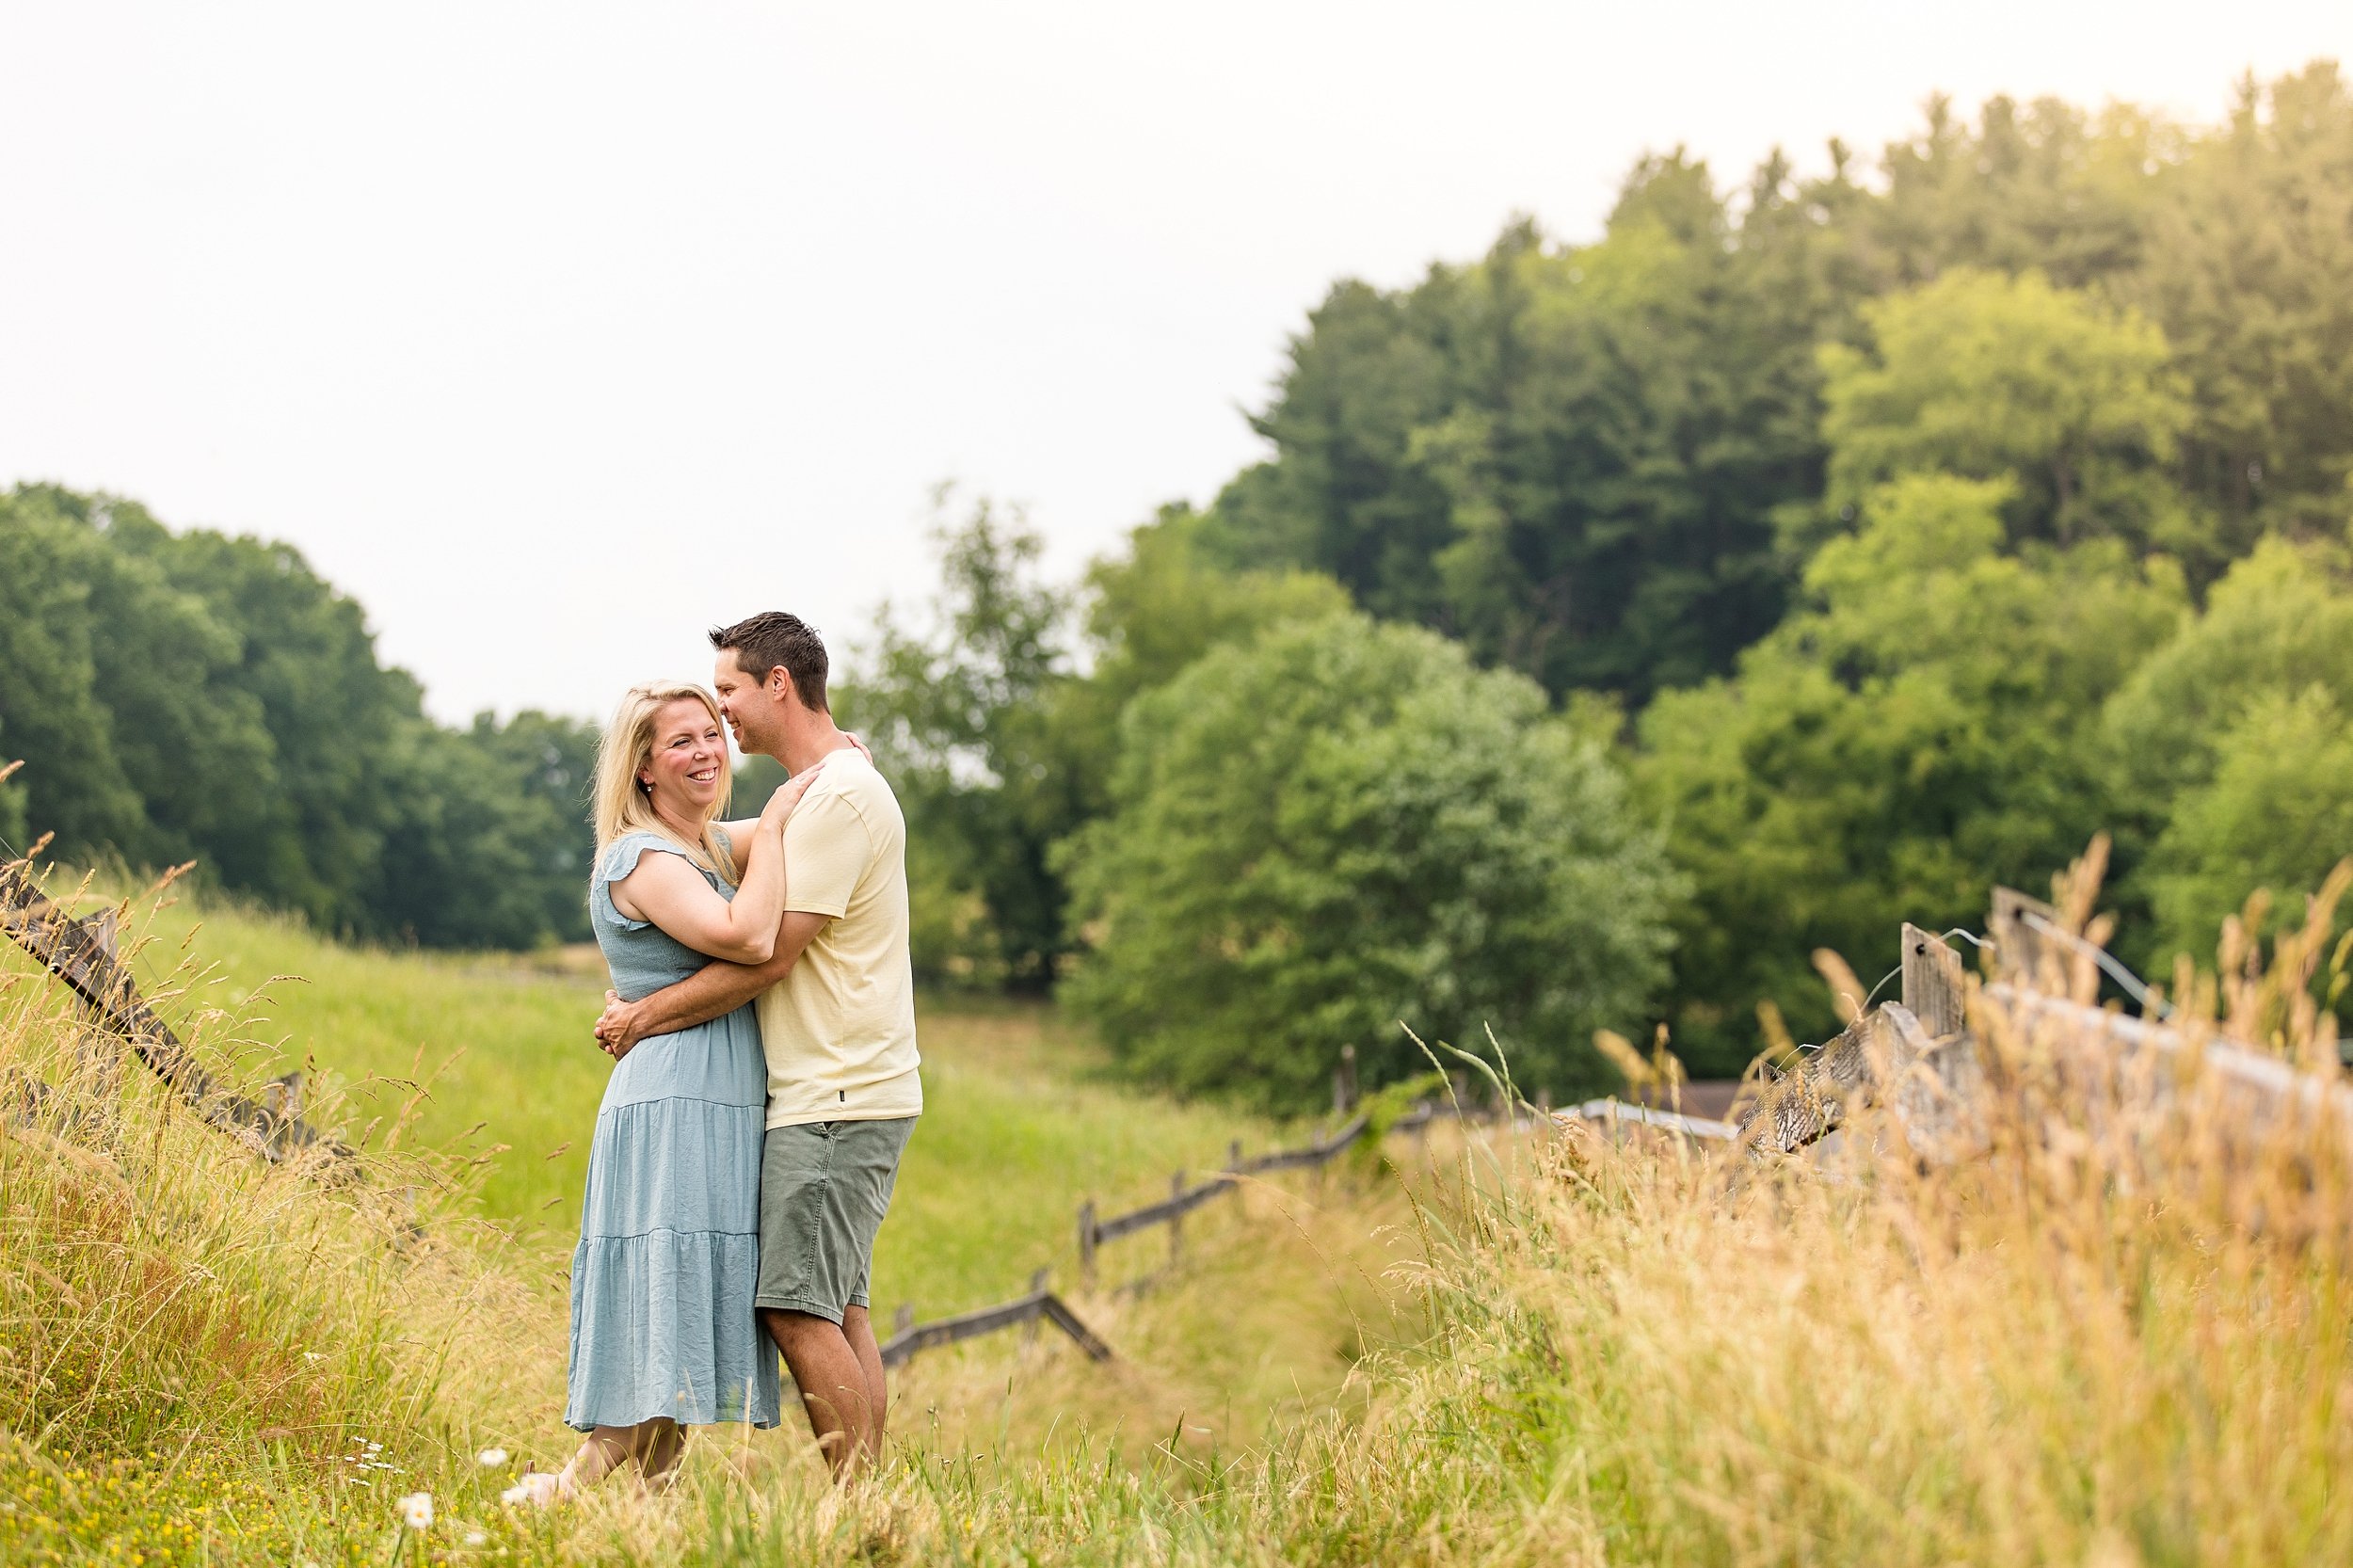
637;696;728;817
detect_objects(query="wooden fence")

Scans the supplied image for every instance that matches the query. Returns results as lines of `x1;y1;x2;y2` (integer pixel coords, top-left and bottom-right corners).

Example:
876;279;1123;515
1737;886;2353;1163
877;1267;1115;1369
0;860;345;1168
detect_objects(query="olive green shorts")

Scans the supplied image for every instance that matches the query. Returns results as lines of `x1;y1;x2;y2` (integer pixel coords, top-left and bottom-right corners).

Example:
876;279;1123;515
755;1117;916;1324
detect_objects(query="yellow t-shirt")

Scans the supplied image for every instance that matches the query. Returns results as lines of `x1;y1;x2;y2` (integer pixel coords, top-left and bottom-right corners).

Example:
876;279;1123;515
757;749;923;1128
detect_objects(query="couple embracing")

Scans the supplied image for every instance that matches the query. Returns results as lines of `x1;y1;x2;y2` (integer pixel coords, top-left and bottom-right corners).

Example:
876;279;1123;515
531;611;919;1497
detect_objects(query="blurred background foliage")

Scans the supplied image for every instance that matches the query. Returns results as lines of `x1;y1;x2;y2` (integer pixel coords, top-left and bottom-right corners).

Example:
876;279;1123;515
8;64;2353;1095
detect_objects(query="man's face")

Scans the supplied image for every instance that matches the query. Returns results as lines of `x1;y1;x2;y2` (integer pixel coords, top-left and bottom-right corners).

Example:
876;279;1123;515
712;651;785;756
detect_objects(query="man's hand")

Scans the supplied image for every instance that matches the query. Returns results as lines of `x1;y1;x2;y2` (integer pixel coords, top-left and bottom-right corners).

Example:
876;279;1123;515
594;989;648;1060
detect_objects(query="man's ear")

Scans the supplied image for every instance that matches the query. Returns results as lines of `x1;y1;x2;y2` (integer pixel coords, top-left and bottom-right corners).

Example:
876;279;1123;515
769;667;793;701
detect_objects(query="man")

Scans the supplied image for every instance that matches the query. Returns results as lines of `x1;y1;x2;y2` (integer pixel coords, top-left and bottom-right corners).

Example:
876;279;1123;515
593;610;920;1482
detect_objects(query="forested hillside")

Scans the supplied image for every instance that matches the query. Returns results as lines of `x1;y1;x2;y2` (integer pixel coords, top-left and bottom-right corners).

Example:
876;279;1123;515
1197;64;2353;695
856;62;2353;1078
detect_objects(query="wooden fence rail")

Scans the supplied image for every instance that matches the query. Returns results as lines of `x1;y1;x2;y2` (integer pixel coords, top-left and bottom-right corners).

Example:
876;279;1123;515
1071;1092;1738;1288
0;860;349;1170
878;1268;1115;1370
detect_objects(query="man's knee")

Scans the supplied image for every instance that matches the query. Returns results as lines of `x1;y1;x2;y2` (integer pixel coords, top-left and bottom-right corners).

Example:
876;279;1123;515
761;1306;842;1349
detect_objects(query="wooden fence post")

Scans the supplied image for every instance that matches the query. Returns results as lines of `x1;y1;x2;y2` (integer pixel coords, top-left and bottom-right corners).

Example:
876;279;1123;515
1167;1170;1185;1268
261;1071;304;1131
1023;1268;1048;1348
894;1303;915;1337
1077;1199;1096;1288
73;910;122;1110
1900;922;1965;1041
1990;887;2063;994
1334;1045;1357;1116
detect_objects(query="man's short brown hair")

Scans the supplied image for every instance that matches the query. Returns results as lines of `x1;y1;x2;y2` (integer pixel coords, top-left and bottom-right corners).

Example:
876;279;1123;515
711;611;828;711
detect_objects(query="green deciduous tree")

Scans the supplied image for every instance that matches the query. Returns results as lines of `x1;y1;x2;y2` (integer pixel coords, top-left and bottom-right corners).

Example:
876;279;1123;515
1203;67;2349;712
1815;269;2195;552
1060;613;1678;1109
1639;474;2186;1065
1046;503;1352;823
0;489;157;856
2130;63;2353;540
109;506;425;933
1200;152;1849;704
840;493;1077;989
1;484;595;949
2100;538;2353;970
840;496;1353;989
2143;687;2353;968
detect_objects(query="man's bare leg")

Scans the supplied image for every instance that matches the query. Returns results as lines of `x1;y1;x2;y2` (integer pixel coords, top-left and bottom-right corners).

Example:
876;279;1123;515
764;1308;872;1481
841;1304;888;1466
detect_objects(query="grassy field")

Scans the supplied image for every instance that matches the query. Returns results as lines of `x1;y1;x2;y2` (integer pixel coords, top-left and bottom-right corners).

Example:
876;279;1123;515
72;884;1378;1320
7;868;2346;1565
1;877;1421;1505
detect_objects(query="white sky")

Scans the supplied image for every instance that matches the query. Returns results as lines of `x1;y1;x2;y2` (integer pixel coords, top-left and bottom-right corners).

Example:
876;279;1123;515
4;3;2346;723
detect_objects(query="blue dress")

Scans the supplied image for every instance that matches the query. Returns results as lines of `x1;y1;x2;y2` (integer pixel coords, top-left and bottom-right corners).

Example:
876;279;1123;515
566;830;781;1432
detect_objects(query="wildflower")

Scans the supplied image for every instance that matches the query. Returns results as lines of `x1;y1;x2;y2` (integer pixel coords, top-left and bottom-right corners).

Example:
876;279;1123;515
464;1530;488;1546
501;1473;563;1508
476;1448;508;1467
398;1492;433;1530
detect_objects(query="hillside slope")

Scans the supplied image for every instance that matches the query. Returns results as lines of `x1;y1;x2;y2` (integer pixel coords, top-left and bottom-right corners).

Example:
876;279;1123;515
0;877;1426;1560
88;889;1410;1345
9;873;2345;1565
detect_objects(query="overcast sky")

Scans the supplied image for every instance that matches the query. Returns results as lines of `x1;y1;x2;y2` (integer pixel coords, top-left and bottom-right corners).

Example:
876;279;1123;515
4;3;2346;722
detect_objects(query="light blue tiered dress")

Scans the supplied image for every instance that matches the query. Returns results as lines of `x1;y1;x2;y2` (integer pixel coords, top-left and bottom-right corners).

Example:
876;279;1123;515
565;831;781;1432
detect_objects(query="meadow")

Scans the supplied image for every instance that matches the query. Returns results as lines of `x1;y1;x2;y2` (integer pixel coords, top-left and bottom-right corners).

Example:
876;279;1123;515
0;873;1432;1560
3;868;2348;1565
107;887;1389;1314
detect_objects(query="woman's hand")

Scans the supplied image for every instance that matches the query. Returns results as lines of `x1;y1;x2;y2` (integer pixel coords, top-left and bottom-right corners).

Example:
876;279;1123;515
760;757;828;830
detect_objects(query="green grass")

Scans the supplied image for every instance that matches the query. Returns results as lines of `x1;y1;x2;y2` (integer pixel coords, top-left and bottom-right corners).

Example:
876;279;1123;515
75;888;1349;1322
8;878;1413;1463
0;872;1453;1560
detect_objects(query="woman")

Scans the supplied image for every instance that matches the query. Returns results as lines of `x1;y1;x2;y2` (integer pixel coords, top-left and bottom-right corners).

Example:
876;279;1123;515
529;681;825;1497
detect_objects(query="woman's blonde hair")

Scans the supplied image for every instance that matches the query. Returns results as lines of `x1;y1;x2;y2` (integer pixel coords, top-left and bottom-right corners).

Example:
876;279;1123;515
591;682;736;881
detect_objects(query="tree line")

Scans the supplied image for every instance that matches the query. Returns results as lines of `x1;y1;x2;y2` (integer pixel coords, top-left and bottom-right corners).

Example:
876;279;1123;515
846;62;2353;1087
0;485;599;949
8;63;2348;1102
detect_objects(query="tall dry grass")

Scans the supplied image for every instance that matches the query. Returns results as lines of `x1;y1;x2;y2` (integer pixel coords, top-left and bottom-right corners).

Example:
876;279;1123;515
618;950;2353;1565
0;872;576;1562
